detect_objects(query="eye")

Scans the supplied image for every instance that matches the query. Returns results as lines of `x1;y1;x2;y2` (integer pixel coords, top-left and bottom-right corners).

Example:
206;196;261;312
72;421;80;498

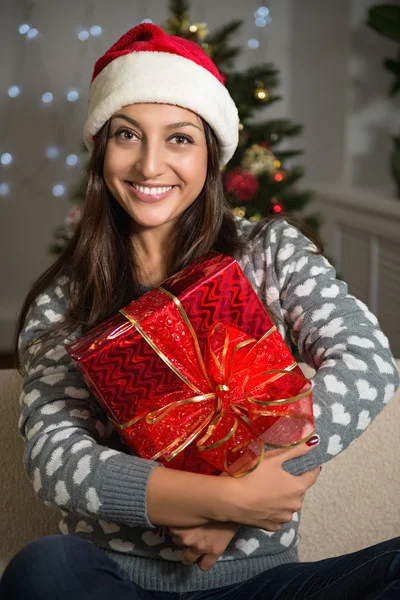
116;128;139;141
170;134;193;145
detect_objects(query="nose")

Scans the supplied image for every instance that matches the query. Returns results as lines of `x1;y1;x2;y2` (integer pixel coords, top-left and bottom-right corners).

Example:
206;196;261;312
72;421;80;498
133;138;166;180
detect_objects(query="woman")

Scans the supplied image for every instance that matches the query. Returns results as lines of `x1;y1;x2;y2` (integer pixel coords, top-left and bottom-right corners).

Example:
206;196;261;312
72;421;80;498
1;23;399;599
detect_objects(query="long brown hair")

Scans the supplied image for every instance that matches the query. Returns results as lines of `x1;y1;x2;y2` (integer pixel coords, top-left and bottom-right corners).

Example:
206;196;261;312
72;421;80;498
14;117;323;373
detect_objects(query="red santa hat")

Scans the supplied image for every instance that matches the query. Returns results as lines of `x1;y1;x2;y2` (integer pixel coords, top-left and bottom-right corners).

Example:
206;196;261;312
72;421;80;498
83;23;239;166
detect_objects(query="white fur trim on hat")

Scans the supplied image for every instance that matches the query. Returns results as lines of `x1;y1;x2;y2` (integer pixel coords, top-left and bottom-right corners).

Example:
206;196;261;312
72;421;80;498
83;51;239;166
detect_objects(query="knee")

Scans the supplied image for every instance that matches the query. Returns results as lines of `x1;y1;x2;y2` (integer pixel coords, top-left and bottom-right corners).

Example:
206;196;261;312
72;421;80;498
0;535;93;598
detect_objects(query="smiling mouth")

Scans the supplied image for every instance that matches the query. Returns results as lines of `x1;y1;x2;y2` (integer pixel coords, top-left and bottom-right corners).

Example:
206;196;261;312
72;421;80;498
124;181;177;202
129;182;174;195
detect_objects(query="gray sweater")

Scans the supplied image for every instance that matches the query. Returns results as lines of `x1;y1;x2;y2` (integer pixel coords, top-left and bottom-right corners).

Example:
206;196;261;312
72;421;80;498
18;218;399;592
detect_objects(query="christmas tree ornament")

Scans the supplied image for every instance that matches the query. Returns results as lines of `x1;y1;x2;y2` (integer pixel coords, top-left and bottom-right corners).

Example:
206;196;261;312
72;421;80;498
274;170;286;182
249;213;262;221
254;81;269;102
189;22;209;41
270;198;284;214
241;144;277;175
232;206;246;218
224;168;259;202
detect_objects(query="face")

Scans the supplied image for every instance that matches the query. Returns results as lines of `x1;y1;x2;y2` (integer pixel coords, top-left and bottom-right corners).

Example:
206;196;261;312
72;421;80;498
103;103;208;236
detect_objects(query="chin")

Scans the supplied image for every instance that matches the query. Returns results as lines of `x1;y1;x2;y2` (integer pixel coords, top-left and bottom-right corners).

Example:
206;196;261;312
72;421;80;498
129;213;178;230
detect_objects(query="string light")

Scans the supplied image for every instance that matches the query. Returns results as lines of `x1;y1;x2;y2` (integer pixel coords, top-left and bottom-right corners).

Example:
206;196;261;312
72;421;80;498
256;7;270;17
42;92;53;104
1;153;13;166
89;25;102;36
67;89;79;102
78;30;90;41
254;6;272;26
8;86;21;98
52;184;66;197
2;2;96;201
27;28;39;39
248;39;259;49
66;154;78;166
18;24;30;35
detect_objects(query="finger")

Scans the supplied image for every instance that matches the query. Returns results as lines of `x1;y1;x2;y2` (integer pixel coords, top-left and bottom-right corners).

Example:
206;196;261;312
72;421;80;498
181;547;203;566
197;553;218;571
259;521;282;532
268;435;320;465
171;536;185;547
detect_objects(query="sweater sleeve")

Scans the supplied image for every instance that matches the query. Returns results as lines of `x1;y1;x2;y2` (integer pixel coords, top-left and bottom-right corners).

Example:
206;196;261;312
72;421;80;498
18;280;161;528
261;219;400;475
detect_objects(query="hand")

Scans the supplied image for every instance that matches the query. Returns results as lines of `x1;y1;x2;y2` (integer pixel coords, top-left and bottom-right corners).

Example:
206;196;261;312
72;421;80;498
229;437;322;531
168;521;240;571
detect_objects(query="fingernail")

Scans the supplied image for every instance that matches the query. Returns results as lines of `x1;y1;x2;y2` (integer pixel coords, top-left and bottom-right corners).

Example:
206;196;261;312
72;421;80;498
306;434;319;447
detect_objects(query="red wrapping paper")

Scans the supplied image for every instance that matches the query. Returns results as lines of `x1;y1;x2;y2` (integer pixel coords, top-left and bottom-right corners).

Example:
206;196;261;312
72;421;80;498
66;251;315;476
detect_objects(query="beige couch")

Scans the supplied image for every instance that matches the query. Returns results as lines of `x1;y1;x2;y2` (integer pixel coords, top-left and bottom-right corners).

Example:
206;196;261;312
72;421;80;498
1;366;399;573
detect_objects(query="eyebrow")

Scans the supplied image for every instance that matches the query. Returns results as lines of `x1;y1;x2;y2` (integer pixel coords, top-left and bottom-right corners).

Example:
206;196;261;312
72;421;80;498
111;113;203;131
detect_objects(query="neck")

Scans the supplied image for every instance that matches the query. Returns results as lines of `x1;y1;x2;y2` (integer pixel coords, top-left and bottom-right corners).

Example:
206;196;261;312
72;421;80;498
131;223;176;287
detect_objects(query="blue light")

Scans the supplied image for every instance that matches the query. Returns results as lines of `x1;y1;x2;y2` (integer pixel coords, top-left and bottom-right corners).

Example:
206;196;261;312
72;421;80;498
90;25;102;36
0;183;9;196
1;153;12;166
256;7;269;17
67;90;79;102
248;39;260;49
66;154;78;166
78;30;90;41
52;184;65;197
255;17;267;27
141;18;153;23
19;24;30;34
46;146;60;160
42;92;53;104
27;28;38;39
8;86;20;98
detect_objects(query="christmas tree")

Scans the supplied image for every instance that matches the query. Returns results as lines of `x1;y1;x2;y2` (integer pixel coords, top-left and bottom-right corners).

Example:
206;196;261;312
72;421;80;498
50;0;319;254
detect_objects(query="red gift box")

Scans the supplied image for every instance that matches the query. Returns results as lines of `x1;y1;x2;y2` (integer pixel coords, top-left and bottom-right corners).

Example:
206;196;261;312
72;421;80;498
66;251;315;476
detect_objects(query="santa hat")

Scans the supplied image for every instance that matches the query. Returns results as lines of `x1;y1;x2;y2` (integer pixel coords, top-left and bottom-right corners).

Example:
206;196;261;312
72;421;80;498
83;23;239;166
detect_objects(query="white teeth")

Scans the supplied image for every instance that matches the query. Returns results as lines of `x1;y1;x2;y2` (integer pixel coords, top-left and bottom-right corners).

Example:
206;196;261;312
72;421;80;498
132;183;172;195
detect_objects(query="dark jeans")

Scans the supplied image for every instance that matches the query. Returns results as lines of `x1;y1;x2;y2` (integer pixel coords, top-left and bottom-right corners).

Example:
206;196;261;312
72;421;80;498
1;534;399;600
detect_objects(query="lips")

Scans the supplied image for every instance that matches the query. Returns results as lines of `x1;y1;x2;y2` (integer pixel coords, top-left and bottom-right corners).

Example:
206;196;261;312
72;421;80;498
124;181;177;203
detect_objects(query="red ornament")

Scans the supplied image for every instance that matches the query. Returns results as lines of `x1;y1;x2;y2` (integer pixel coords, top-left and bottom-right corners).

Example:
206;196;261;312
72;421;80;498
271;198;284;214
274;169;286;182
224;168;259;202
